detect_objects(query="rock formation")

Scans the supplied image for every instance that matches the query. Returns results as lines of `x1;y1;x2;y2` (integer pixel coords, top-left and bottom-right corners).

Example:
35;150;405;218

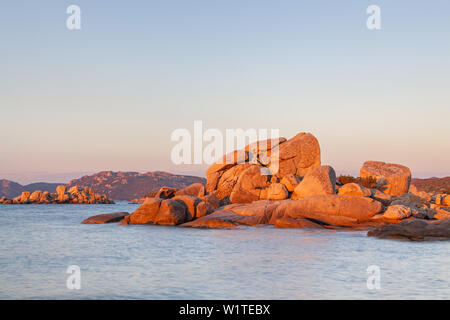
206;133;320;203
0;185;114;204
368;219;450;241
81;131;450;241
360;161;411;196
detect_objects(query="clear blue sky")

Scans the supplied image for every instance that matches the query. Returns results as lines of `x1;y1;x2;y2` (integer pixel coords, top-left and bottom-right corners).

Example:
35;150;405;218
1;0;449;184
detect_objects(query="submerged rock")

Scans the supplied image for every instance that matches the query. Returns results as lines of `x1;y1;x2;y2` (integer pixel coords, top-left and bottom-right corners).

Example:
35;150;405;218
82;212;129;224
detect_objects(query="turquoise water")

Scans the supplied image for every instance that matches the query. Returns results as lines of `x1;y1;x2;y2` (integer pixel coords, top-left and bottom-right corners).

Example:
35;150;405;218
0;203;449;299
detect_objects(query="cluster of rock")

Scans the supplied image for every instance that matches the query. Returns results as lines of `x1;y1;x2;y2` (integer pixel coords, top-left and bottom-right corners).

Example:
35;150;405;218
83;132;450;240
0;185;114;204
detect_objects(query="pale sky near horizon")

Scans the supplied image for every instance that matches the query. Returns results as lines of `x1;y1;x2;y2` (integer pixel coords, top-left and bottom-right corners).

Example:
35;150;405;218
1;0;449;184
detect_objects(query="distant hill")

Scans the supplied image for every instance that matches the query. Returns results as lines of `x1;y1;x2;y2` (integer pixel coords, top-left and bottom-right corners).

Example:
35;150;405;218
0;180;25;198
66;171;206;200
23;183;61;193
0;180;62;199
411;177;450;194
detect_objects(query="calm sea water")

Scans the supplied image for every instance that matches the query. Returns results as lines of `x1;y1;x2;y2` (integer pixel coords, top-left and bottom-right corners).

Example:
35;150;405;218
0;203;449;299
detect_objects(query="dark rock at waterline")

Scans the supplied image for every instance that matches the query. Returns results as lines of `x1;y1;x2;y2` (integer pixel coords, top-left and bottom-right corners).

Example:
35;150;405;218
81;212;129;224
367;219;450;241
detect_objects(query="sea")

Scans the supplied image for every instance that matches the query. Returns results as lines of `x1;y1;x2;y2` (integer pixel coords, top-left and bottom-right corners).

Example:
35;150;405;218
0;203;449;299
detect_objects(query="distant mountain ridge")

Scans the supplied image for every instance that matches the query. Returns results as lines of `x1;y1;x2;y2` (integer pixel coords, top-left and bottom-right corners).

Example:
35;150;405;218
411;177;450;194
1;171;206;201
66;171;206;200
0;180;61;199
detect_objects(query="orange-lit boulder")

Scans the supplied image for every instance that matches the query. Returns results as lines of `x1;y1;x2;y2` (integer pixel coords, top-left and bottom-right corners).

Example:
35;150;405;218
293;166;336;199
175;183;205;198
338;183;371;197
271;195;383;226
273;217;323;229
360;161;411;196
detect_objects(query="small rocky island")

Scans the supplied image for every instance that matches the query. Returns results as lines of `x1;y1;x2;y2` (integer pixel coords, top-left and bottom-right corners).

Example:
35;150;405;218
82;132;449;240
0;185;114;204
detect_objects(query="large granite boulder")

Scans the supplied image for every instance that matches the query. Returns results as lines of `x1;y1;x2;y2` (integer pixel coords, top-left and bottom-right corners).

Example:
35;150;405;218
183;195;383;229
264;183;289;200
360;161;411;196
367;219;450;241
272;217;323;229
383;205;412;220
172;195;202;220
271;195;383;227
155;187;177;199
181;200;281;228
29;190;43;202
280;174;301;192
293;165;336;199
126;198;188;225
338;183;371;197
175;183;205;198
205;132;321;201
270;133;321;178
229;165;270;203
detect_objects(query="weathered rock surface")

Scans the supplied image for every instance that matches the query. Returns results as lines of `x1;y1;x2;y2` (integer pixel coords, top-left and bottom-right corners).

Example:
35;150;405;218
271;195;383;227
82;212;129;224
229;165;270;203
264;183;289;200
338;183;371;197
408;184;433;202
205;132;321;202
155;187;177;199
181;200;281;228
293;166;336;199
271;133;321;178
368;219;450;241
280;174;301;192
360;161;411;196
172;195;202;220
383;205;412;220
174;183;205;198
273;217;323;229
370;189;392;206
182;195;383;229
125;198;189;226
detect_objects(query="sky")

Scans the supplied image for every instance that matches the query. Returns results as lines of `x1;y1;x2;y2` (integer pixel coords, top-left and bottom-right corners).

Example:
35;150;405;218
1;0;449;184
